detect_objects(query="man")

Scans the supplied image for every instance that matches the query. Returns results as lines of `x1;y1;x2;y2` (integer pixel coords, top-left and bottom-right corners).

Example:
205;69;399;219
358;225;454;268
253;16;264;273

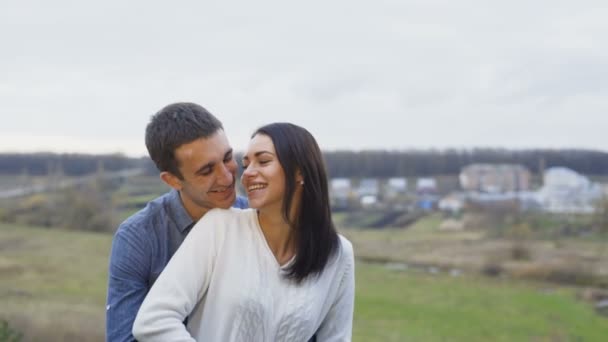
105;102;248;342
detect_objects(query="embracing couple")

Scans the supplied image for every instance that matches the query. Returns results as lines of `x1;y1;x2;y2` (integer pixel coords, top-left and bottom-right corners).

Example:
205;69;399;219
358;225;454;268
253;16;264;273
105;102;355;342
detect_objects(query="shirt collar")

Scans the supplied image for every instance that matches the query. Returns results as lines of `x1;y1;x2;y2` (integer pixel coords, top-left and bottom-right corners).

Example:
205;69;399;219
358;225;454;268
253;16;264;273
167;189;195;233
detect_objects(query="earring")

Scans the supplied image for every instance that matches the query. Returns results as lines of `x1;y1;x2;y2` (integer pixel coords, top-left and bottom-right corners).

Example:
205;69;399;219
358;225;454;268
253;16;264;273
299;180;305;185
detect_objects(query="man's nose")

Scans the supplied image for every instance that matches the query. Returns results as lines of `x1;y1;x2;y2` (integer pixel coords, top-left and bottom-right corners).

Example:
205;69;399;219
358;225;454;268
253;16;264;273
217;163;234;186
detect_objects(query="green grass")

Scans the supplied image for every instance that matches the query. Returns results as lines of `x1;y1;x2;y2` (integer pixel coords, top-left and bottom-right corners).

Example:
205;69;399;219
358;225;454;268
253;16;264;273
113;193;158;207
341;214;481;242
1;222;608;341
0;223;110;341
338;215;484;264
355;263;608;341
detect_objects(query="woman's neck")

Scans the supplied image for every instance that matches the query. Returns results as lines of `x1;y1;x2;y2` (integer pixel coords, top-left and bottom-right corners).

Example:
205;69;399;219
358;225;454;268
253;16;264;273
257;209;295;266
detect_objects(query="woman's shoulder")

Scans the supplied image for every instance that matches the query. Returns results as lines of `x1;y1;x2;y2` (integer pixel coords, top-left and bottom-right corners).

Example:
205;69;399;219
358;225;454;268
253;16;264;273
203;207;255;221
337;234;354;257
193;208;252;233
328;234;354;269
198;208;257;234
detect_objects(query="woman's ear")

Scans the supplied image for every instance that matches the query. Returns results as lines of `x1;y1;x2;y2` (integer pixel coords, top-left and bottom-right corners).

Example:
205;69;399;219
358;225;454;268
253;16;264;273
296;170;304;185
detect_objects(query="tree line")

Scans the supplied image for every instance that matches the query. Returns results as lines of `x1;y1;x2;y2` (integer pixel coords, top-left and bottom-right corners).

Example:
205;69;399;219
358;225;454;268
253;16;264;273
322;148;608;177
0;153;142;176
1;148;608;177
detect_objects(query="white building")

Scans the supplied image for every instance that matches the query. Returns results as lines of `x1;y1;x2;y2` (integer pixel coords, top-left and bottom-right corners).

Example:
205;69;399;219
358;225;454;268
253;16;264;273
385;177;407;199
438;193;464;214
416;178;437;194
330;178;352;209
459;164;530;193
358;178;380;207
330;178;351;197
537;167;603;213
358;178;379;197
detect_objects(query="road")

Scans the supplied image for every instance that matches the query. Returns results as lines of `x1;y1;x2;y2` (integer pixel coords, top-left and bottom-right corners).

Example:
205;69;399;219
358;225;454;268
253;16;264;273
0;168;144;199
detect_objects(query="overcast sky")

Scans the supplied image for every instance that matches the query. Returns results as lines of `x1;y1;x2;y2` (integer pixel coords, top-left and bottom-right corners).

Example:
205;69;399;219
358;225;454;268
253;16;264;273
1;0;607;157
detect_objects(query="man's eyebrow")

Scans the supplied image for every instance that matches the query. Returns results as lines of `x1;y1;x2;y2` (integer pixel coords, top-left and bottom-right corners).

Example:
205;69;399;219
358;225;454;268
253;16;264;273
195;149;234;174
224;148;233;158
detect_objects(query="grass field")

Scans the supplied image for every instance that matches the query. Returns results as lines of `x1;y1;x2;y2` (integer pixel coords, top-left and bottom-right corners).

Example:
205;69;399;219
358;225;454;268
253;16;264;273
1;223;608;341
0;223;110;341
340;213;608;286
355;264;608;341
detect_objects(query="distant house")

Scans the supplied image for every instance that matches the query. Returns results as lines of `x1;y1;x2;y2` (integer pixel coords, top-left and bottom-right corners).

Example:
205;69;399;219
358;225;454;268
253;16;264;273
358;178;380;207
537;167;602;213
416;178;437;195
416;177;438;210
385;177;407;199
438;193;464;214
360;195;378;207
459;164;530;193
330;178;352;210
358;178;379;197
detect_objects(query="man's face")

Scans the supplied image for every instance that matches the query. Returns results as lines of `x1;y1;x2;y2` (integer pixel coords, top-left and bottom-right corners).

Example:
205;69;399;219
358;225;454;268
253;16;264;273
171;130;237;219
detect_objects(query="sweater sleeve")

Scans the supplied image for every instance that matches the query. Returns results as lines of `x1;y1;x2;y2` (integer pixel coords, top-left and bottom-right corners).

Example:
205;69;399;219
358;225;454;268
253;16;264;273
132;209;225;342
316;237;356;342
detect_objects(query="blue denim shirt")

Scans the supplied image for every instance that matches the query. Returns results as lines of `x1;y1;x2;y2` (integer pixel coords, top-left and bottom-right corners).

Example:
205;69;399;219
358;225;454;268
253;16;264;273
105;190;248;342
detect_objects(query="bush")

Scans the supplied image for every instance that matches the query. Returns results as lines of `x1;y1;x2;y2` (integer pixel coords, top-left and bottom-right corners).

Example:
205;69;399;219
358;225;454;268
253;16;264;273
481;263;504;277
513;262;606;287
510;242;531;261
0;320;22;342
0;181;118;232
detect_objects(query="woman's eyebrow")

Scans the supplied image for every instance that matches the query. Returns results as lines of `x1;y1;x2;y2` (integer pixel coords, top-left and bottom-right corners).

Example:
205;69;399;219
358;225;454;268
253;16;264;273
242;150;275;163
254;151;274;157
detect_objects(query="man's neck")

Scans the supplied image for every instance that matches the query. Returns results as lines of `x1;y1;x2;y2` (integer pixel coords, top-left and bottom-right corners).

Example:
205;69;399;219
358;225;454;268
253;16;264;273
179;192;209;222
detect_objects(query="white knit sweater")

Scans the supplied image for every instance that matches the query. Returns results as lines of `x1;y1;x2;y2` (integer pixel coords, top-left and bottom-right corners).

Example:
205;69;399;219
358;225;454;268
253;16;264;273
132;208;355;342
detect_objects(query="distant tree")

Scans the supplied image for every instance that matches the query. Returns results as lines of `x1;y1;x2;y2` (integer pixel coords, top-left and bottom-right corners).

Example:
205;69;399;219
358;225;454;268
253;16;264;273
2;149;608;178
322;148;608;178
0;153;136;176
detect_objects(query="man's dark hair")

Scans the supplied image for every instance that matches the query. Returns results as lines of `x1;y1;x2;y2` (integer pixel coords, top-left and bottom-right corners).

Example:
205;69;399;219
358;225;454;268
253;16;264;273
145;102;223;179
252;123;339;283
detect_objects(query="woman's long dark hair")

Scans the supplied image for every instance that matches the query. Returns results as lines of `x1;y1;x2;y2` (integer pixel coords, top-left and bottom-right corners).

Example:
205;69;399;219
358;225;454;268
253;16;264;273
253;123;339;283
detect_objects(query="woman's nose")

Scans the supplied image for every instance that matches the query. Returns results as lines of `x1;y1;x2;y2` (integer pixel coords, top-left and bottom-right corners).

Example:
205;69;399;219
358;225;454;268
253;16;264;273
242;165;255;177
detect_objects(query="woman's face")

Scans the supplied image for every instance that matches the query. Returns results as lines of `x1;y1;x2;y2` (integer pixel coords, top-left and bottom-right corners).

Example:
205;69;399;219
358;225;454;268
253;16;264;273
241;134;286;211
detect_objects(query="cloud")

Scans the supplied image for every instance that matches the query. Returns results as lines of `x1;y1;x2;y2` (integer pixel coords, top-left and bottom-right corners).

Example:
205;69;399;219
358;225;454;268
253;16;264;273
1;0;607;155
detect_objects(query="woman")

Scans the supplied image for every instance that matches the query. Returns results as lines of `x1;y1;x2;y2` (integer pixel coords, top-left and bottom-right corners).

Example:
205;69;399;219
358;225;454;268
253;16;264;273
132;123;355;341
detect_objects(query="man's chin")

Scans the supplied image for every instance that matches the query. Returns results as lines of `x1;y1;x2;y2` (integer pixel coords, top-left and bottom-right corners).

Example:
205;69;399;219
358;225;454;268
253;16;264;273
217;193;237;208
220;200;236;209
208;186;236;208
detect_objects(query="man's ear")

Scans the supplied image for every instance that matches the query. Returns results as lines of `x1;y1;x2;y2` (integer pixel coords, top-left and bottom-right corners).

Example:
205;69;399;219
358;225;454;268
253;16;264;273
160;171;183;191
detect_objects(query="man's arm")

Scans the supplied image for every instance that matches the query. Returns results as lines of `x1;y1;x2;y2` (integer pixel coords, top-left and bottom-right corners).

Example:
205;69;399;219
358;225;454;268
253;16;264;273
233;195;249;209
106;227;150;342
132;209;222;342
